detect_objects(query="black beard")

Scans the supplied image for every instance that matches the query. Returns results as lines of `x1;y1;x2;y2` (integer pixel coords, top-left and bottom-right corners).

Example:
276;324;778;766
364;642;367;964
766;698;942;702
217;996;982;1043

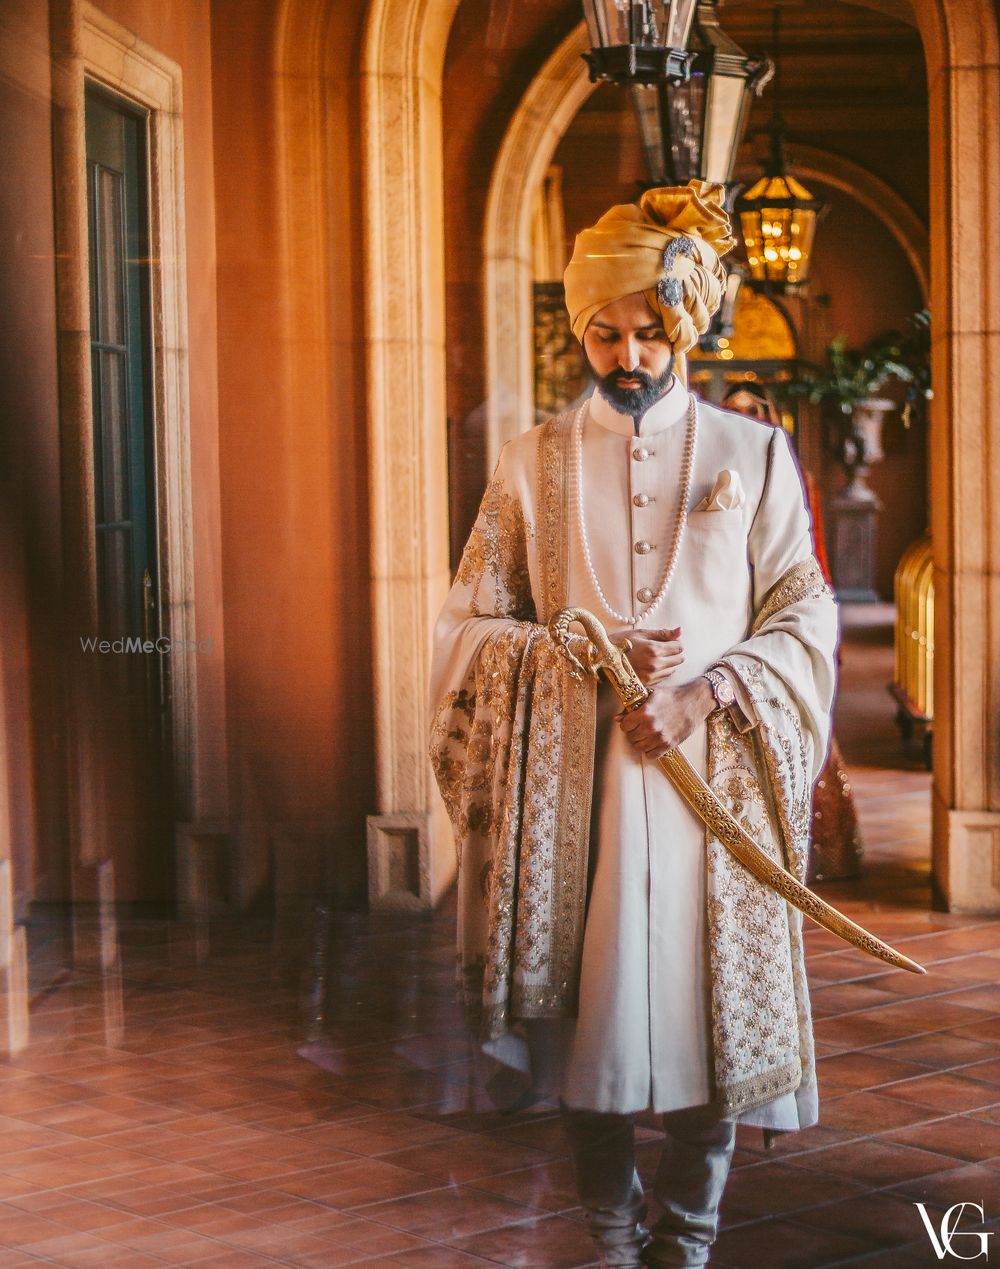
590;359;675;417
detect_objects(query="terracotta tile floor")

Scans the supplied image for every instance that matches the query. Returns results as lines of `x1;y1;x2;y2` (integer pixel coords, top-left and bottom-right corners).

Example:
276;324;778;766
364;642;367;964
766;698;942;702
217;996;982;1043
2;606;998;1267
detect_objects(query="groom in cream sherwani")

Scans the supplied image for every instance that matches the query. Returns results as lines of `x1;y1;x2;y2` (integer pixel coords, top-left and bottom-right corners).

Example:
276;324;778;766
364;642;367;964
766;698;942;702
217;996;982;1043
430;182;838;1267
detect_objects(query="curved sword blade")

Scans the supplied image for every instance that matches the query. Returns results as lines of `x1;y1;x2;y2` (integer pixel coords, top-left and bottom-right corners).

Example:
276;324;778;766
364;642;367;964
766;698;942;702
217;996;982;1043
550;605;926;976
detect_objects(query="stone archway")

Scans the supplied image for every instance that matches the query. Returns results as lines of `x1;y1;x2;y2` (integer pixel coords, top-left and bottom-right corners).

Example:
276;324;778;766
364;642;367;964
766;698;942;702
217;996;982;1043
483;22;593;468
281;0;1000;913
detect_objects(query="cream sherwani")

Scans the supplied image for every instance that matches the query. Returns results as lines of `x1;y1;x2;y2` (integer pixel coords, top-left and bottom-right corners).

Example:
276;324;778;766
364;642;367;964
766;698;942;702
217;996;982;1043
430;380;837;1127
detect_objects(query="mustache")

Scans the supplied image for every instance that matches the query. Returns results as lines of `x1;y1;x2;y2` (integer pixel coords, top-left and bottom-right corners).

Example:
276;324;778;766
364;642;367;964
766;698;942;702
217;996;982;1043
605;368;654;388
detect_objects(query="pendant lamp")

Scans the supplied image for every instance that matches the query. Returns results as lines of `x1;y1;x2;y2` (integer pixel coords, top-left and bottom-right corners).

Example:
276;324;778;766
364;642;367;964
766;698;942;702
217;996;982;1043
736;9;824;294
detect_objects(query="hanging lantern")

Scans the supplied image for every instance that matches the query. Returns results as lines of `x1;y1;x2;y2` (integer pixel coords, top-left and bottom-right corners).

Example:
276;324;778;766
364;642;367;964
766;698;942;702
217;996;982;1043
736;134;822;293
582;0;699;86
735;7;825;294
631;1;772;186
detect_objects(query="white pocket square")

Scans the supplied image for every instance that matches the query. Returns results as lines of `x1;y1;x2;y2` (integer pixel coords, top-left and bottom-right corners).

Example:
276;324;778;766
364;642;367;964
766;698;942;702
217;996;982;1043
694;469;744;512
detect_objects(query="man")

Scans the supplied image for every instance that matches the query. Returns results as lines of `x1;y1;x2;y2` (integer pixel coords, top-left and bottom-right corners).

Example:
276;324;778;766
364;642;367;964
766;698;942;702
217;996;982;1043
430;181;837;1267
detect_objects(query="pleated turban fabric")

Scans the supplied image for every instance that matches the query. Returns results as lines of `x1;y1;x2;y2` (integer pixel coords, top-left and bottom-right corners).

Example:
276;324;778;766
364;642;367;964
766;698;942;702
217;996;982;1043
563;180;736;357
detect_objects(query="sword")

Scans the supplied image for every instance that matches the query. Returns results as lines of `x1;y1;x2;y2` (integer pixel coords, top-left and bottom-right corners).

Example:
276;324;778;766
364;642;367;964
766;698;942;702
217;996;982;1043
550;606;925;976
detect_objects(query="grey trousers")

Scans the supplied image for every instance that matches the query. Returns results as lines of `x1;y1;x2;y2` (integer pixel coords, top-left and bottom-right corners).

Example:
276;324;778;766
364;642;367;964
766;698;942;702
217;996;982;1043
560;1103;737;1267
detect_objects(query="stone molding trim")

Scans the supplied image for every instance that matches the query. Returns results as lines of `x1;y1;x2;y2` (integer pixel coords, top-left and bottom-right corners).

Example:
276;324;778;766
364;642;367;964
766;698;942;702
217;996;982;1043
483;22;595;468
367;813;432;910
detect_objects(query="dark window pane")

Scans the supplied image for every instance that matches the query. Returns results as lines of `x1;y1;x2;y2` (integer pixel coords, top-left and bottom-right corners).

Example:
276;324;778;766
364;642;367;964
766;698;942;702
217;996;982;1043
96;348;131;526
97;527;133;638
95;166;126;346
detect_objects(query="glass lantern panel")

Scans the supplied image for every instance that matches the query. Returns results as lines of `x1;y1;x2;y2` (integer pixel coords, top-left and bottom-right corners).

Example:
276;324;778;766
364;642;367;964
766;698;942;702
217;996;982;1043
582;0;602;47
789;208;817;277
582;0;618;47
587;1;698;51
664;75;704;183
739;211;766;280
700;72;746;184
740;174;769;201
785;173;818;201
761;206;792;280
660;0;698;51
632;84;669;184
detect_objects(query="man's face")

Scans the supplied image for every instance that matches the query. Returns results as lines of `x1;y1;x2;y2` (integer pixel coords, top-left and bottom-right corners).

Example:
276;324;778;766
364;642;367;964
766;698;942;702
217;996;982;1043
582;292;675;416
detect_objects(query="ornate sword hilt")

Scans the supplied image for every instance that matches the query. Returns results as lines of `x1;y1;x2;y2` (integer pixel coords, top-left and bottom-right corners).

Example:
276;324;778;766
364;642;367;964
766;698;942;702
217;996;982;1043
549;606;649;712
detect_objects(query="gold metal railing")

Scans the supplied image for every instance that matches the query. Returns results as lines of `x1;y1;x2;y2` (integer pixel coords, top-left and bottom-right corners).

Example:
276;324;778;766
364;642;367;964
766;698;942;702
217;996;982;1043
892;532;934;724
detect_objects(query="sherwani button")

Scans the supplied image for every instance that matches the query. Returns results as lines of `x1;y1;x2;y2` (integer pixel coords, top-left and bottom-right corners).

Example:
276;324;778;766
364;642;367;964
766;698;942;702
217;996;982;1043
633;493;650;507
632;447;650;462
636;587;654;603
634;541;652;555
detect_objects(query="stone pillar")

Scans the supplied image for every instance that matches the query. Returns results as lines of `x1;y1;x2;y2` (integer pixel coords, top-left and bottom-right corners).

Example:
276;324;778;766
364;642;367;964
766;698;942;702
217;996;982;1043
361;0;462;907
920;1;1000;911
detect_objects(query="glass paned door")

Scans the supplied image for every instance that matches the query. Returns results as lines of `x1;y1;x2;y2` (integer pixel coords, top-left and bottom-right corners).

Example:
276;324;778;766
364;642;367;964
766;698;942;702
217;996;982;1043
85;87;157;647
84;86;172;898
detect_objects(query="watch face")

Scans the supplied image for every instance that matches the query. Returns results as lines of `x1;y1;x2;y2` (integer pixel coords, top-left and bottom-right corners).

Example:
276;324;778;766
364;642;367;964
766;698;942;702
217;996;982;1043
717;681;736;706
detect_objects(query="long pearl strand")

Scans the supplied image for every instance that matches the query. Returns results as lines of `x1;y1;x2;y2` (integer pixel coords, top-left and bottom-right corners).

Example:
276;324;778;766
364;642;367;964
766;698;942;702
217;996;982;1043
573;394;698;628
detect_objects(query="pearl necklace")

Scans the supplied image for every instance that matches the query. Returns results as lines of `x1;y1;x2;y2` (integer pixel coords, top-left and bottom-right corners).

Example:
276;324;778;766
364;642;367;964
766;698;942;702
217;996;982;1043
573;393;698;628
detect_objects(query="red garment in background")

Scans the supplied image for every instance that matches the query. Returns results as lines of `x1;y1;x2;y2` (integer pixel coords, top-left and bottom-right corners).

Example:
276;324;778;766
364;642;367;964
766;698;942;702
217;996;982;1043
804;470;833;585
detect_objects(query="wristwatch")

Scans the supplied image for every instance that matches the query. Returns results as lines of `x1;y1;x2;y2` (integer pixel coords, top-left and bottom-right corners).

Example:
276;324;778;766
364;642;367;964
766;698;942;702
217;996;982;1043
702;668;736;711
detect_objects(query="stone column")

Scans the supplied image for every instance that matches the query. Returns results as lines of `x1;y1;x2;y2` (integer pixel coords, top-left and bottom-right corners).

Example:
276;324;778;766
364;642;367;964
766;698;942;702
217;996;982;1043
362;0;462;908
920;0;1000;911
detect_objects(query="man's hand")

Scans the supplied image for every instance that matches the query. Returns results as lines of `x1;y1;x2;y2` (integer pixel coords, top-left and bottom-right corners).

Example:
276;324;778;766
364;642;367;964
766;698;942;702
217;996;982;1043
625;626;685;686
616;677;716;760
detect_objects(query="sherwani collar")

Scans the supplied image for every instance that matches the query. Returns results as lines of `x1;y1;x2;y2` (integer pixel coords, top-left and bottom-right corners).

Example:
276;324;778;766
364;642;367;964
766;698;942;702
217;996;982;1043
589;375;689;438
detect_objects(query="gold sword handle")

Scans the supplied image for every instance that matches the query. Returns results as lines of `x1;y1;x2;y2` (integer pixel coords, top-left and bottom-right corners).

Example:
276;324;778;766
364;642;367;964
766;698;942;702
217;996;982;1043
550;605;649;709
550;606;926;976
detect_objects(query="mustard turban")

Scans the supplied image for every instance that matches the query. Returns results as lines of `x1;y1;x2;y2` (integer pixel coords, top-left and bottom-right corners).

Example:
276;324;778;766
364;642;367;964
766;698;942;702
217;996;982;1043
563;181;736;362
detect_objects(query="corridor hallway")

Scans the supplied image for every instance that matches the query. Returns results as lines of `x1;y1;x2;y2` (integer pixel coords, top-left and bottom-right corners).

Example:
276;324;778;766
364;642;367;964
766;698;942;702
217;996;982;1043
0;612;997;1268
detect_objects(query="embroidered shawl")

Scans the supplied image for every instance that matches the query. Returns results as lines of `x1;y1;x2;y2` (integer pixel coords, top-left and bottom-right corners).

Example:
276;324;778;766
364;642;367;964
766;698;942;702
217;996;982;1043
429;411;836;1117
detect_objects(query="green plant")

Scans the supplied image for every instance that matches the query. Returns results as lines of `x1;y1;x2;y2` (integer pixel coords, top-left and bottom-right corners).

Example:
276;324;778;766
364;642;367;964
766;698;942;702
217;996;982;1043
895;308;933;427
788;333;917;415
786;310;932;422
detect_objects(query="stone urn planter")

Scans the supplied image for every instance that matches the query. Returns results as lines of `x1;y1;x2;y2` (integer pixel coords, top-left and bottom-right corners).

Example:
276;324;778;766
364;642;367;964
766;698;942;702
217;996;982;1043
842;396;894;500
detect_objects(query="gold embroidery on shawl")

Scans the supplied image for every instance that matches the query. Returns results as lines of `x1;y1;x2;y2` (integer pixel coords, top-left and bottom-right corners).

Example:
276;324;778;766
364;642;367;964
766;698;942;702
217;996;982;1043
706;712;802;1114
704;554;833;1115
752;555;831;635
430;421;596;1039
537;413;573;625
537;413;595;1009
455;478;535;619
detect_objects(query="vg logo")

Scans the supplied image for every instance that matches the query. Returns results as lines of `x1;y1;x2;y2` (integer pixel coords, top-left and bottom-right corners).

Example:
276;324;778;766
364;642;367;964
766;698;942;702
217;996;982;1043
915;1202;994;1260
